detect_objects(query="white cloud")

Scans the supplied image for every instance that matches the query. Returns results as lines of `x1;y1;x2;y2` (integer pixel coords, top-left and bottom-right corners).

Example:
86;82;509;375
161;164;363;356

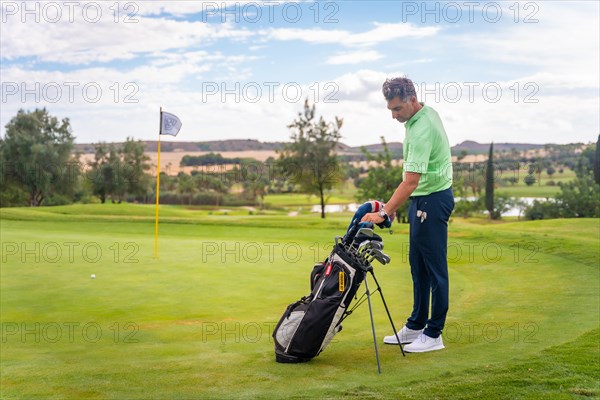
326;51;383;65
133;2;213;17
302;70;600;146
328;69;389;102
1;48;255;93
455;3;599;85
2;66;597;146
1;2;597;147
264;22;440;47
136;1;299;18
0;5;254;64
0;50;259;138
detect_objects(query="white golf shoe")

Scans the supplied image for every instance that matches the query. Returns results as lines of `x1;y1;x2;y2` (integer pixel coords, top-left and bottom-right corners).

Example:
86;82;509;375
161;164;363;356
403;333;445;353
383;326;423;345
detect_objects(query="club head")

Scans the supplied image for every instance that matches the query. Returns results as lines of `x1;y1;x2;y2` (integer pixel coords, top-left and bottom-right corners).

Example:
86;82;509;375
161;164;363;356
354;232;382;248
357;228;374;237
358;239;383;257
369;241;383;251
364;242;383;256
362;247;376;264
371;254;387;265
367;248;391;265
357;240;371;254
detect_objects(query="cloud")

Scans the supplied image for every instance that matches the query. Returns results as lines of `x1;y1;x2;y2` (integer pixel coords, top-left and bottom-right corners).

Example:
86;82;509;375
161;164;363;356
1;2;597;147
133;2;213;17
1;48;255;88
135;1;299;18
454;2;599;85
326;51;383;65
305;70;599;146
0;4;254;64
264;22;440;47
326;69;389;102
2;66;597;146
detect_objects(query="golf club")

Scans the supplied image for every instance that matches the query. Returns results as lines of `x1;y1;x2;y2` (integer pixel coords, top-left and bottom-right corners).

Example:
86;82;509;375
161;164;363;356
357;240;371;255
356;227;375;238
367;248;391;265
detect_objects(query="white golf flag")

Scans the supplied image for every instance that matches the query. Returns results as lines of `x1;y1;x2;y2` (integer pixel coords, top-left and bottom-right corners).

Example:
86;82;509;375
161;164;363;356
160;111;182;136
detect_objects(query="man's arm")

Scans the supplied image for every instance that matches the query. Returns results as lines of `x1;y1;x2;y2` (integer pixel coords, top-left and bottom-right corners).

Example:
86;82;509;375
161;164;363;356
361;172;421;224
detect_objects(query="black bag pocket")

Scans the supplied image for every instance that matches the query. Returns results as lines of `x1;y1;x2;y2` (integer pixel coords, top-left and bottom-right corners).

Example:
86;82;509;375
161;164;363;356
273;299;308;348
287;298;339;358
317;262;350;299
310;262;326;292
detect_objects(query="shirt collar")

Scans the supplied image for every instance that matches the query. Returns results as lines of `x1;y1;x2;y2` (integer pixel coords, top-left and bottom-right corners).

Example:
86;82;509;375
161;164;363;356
405;102;426;128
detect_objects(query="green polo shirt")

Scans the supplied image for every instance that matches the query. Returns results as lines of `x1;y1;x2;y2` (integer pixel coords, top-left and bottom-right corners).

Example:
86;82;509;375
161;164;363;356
403;103;453;196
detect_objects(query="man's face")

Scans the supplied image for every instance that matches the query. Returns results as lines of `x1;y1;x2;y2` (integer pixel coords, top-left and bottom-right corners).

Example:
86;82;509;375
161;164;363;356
387;96;417;123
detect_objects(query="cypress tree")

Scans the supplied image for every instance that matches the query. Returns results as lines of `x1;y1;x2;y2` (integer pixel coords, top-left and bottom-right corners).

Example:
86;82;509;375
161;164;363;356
485;142;495;219
594;134;600;185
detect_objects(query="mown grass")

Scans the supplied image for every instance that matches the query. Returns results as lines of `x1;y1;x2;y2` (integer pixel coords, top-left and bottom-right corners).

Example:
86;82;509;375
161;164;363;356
395;329;599;399
493;169;576;198
1;204;598;399
497;185;561;198
264;184;358;207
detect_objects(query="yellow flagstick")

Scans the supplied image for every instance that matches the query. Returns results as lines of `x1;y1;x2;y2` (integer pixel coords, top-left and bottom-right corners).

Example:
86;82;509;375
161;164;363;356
154;107;162;258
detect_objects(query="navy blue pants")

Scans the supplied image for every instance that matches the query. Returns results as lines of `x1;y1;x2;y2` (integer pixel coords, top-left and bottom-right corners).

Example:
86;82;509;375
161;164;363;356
405;188;454;338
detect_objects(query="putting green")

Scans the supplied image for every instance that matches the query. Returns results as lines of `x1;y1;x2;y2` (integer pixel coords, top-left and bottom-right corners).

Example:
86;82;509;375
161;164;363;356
1;205;598;399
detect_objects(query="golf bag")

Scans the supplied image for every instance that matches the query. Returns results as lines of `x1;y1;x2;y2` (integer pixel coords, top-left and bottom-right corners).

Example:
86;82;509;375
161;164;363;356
273;201;392;363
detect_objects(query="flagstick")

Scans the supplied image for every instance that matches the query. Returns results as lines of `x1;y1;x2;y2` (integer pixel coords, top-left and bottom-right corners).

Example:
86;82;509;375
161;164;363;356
154;107;162;259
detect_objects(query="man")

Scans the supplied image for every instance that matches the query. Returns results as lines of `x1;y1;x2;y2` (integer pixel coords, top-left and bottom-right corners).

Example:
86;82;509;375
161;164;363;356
361;77;454;353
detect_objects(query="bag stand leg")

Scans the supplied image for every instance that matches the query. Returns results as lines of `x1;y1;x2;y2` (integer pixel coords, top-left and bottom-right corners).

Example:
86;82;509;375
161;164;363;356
363;277;382;374
368;269;406;358
362;267;406;373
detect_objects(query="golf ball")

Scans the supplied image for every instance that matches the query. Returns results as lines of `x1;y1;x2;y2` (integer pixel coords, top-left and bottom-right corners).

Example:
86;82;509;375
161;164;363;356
91;274;96;279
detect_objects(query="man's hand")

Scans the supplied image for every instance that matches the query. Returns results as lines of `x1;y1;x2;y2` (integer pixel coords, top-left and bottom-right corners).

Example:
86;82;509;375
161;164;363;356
361;212;385;224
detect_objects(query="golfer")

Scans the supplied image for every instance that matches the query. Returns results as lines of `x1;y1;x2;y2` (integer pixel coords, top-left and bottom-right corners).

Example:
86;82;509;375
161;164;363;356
361;77;454;353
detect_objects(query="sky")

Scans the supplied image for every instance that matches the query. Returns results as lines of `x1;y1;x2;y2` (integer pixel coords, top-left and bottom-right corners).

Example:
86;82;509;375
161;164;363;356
1;0;599;147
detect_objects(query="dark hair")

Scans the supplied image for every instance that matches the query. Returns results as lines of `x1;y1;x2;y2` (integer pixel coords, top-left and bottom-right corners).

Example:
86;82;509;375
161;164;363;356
382;77;417;102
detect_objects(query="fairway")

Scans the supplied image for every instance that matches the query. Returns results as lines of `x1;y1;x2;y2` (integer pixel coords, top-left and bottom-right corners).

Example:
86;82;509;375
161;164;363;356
1;205;598;399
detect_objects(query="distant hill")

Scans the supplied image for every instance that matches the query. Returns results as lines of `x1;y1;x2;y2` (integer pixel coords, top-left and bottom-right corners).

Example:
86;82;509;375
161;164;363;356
74;139;552;156
74;139;286;154
452;141;546;155
356;142;403;153
74;139;363;154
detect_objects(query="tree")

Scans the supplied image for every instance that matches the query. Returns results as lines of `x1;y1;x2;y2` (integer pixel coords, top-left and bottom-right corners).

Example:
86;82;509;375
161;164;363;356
90;138;151;203
485;142;496;219
512;197;530;220
491;192;516;219
108;146;126;203
594;134;600;185
120;138;152;200
555;173;600;217
524;174;536;186
89;142;111;203
525;144;600;220
278;100;343;218
453;197;485;218
506;177;518;186
456;162;486;197
176;172;195;205
1;108;75;206
89;143;122;203
356;136;408;222
242;173;270;209
195;173;230;207
554;147;600;218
